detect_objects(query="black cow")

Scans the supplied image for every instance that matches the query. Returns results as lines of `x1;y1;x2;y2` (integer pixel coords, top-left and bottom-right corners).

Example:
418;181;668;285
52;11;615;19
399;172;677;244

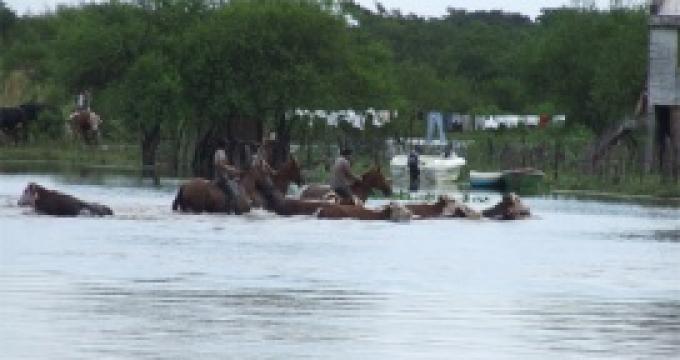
0;103;47;144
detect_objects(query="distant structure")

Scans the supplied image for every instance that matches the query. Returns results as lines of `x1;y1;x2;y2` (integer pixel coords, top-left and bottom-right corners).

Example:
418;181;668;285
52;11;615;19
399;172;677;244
610;0;646;9
570;0;597;9
647;0;680;175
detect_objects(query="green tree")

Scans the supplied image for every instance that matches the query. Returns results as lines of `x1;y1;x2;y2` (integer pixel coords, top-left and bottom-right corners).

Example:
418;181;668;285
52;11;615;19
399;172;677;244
119;51;184;178
180;0;397;171
0;0;16;42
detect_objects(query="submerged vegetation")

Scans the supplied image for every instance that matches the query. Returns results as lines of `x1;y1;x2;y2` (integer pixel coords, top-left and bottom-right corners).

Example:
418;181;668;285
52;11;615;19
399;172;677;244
1;0;672;197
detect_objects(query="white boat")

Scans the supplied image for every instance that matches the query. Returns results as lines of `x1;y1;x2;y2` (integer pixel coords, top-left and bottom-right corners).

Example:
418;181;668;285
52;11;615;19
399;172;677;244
389;139;466;189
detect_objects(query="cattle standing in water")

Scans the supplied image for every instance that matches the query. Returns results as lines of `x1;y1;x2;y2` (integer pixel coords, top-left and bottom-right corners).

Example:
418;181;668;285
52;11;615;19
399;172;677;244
18;183;113;217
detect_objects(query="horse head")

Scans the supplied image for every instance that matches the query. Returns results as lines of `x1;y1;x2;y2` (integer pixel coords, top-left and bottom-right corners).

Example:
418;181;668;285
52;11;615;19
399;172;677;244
285;155;304;186
385;201;412;222
361;165;392;197
18;182;41;207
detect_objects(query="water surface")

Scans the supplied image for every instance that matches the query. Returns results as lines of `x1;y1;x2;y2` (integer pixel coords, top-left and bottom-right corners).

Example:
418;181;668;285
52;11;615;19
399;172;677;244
1;173;679;359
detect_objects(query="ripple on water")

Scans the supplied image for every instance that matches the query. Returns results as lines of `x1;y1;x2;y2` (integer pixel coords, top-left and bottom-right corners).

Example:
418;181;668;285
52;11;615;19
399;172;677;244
1;173;680;359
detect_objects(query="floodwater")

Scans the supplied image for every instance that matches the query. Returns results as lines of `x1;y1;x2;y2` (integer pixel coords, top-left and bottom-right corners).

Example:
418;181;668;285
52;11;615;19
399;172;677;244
1;172;679;359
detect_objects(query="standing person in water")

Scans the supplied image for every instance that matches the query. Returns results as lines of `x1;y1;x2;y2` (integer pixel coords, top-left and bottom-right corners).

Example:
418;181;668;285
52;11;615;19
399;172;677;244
408;146;420;192
330;148;360;203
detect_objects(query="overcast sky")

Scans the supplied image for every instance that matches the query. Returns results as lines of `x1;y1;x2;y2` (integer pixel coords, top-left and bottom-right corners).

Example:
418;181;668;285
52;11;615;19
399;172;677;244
3;1;619;19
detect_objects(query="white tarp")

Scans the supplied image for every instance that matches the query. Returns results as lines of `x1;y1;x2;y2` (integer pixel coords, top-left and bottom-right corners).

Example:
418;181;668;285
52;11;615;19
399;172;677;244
291;109;396;130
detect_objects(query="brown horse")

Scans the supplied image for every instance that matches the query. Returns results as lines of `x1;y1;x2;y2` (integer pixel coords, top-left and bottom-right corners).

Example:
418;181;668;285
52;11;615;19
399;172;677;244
172;172;260;215
317;202;411;222
254;180;333;216
300;166;392;203
406;195;481;219
271;156;304;195
482;193;531;220
69;110;101;144
18;182;113;216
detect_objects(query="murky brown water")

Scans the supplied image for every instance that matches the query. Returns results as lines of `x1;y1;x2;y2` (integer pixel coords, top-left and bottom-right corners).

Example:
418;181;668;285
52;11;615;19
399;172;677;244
1;173;679;359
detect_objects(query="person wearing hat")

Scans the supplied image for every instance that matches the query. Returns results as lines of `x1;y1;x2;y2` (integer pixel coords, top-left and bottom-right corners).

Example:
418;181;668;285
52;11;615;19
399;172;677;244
330;148;360;203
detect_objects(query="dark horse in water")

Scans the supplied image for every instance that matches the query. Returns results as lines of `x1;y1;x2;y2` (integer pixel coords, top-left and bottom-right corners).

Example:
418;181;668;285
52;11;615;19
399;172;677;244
172;159;288;214
482;193;531;220
271;156;304;194
316;202;412;221
0;103;46;144
405;195;481;219
18;182;113;217
241;156;304;208
299;166;392;204
172;176;252;215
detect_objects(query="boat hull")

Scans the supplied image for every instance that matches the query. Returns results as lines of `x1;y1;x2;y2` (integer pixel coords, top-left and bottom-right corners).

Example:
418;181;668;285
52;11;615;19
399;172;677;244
469;171;504;189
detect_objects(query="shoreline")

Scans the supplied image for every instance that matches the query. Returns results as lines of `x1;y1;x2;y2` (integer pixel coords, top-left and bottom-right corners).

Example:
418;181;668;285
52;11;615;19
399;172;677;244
550;189;680;205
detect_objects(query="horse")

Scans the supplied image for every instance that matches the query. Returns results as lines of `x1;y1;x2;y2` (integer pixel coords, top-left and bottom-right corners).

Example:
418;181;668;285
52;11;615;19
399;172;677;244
254;179;333;216
271;156;304;194
299;166;392;204
172;177;251;215
0;103;45;144
172;162;273;214
68;110;101;144
482;193;531;220
406;195;481;219
18;182;113;217
317;202;411;222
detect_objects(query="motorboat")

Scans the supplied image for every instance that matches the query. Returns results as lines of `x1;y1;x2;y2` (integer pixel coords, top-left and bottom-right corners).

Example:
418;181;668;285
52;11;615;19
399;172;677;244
469;170;504;189
468;167;545;193
389;139;466;189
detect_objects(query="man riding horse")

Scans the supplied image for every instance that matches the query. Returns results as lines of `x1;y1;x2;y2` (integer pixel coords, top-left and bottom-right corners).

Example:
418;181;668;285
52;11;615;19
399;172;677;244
68;90;101;144
213;138;243;208
330;148;360;204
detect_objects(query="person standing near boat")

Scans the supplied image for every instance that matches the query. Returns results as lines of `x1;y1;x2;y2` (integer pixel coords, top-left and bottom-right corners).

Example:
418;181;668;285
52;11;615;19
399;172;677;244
408;146;420;191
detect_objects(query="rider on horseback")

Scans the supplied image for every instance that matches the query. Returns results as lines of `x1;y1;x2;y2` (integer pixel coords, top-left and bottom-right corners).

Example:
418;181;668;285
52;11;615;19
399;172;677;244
213;139;241;209
330;148;360;203
75;90;91;112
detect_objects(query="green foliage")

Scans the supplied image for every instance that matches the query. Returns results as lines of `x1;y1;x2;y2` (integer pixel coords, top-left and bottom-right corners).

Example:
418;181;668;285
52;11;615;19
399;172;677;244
0;0;16;42
526;9;647;132
0;2;651;179
119;51;184;137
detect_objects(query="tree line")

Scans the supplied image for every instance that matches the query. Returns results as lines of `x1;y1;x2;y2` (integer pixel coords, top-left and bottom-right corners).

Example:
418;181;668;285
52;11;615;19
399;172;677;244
0;0;648;174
